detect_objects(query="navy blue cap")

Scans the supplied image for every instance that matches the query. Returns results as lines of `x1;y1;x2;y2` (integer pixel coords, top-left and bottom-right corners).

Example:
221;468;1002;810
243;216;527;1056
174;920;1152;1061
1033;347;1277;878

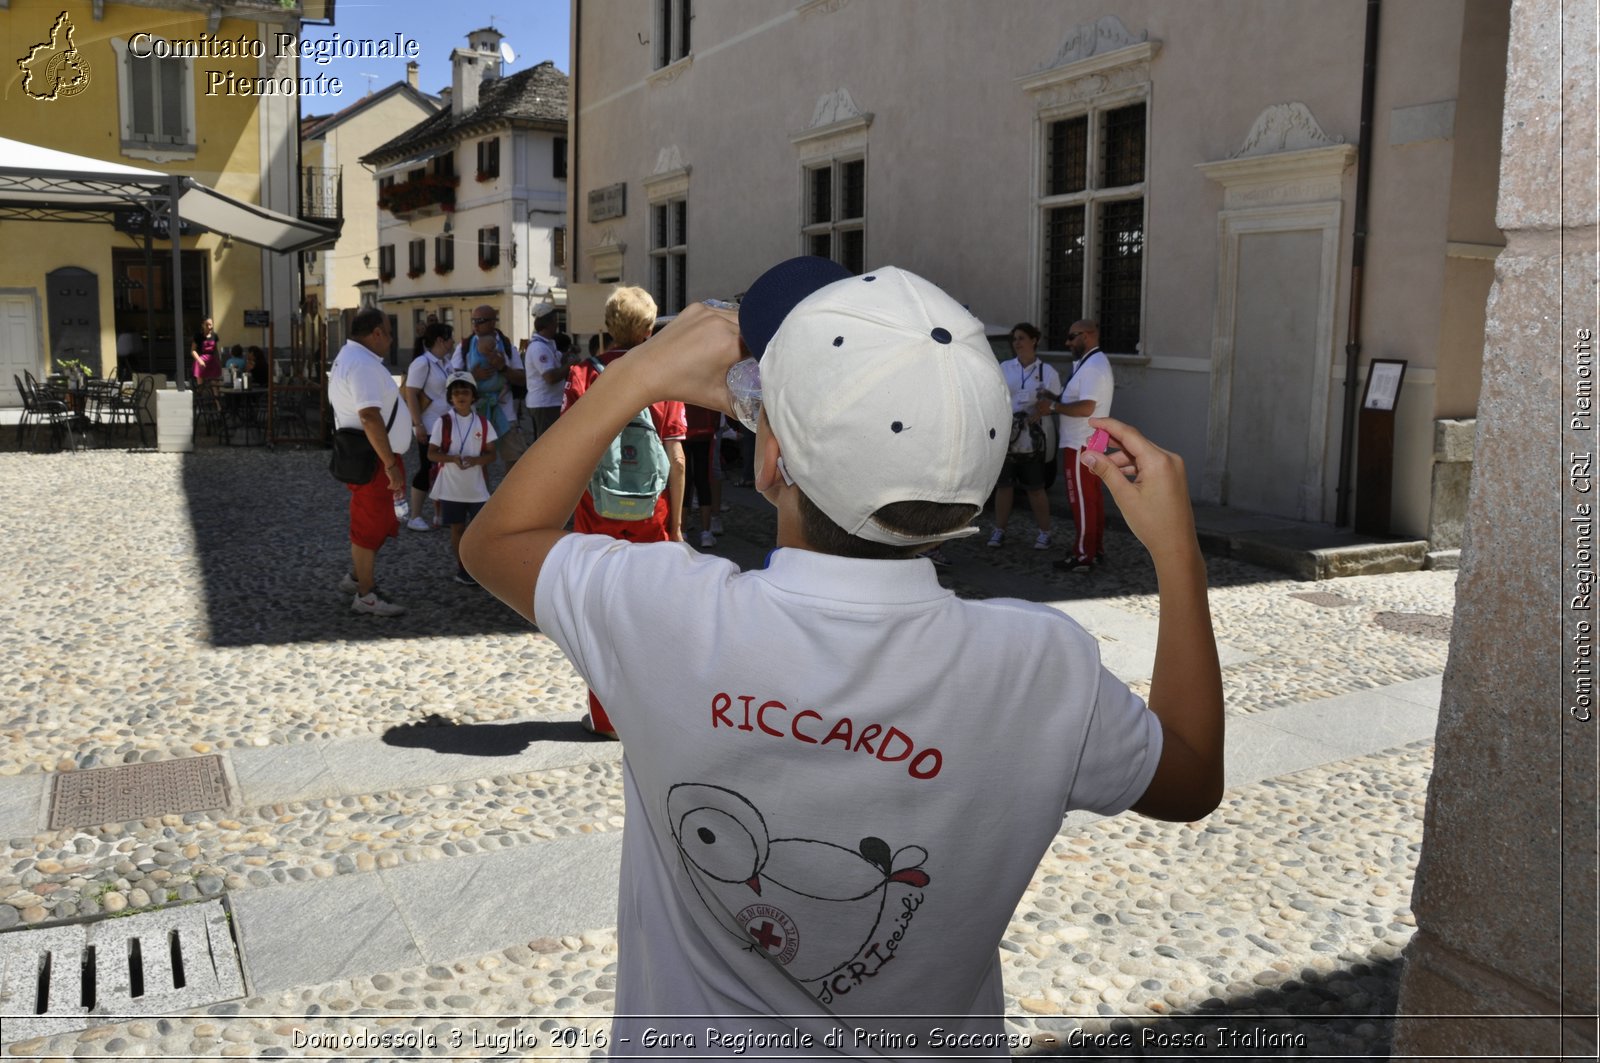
738;256;852;361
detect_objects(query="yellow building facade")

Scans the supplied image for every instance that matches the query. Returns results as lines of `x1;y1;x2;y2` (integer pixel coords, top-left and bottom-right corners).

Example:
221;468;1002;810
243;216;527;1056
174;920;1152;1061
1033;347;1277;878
0;0;331;390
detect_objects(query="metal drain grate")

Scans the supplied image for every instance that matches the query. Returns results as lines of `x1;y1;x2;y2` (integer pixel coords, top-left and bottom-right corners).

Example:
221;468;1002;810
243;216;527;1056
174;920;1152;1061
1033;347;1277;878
49;756;231;830
0;899;244;1044
1290;591;1361;608
1373;611;1453;640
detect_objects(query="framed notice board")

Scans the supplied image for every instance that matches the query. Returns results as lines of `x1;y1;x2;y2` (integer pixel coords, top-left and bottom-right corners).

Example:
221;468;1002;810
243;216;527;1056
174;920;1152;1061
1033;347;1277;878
1363;359;1407;411
1356;359;1408;534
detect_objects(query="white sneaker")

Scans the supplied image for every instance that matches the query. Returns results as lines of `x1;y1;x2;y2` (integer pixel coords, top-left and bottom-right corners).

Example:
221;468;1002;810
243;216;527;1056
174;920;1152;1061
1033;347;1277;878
986;528;1005;548
710;516;724;535
337;573;359;593
1033;531;1053;550
699;530;717;548
406;516;431;532
351;591;404;616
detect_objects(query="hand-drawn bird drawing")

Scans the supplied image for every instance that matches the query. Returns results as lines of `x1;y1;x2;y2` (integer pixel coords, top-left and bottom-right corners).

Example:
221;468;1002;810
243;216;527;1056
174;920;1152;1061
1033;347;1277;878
667;783;931;983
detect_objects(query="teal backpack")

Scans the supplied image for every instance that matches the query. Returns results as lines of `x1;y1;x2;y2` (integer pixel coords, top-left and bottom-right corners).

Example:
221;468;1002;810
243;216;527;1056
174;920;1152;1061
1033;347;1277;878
587;364;670;520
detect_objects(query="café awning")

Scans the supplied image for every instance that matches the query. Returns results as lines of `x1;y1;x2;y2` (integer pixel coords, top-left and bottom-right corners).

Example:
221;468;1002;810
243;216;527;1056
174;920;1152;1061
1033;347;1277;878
0;136;341;382
0;136;340;253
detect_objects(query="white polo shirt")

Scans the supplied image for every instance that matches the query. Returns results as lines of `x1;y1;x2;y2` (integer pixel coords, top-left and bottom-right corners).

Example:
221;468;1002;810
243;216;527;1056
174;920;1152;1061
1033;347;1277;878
403;351;450;434
329;338;413;455
1057;349;1114;451
524;333;565;409
536;537;1161;1057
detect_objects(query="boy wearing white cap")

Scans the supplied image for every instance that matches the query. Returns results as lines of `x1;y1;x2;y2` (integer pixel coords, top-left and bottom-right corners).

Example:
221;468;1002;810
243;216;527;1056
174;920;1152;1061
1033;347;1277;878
429;371;498;587
464;259;1222;1057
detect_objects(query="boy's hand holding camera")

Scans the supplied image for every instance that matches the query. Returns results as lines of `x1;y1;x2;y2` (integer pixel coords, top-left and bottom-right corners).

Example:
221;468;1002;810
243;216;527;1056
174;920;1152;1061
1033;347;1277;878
1078;416;1223;821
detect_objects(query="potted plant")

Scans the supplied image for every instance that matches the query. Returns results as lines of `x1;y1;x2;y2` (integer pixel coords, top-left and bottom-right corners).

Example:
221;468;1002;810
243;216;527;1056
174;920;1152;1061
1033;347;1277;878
57;358;91;388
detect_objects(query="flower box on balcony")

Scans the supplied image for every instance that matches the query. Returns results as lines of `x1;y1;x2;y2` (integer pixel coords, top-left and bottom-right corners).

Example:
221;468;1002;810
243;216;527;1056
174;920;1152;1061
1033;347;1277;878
377;173;460;215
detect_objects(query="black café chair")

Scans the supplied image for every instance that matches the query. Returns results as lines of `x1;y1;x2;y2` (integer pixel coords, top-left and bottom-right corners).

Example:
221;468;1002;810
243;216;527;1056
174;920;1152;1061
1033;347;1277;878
110;375;155;445
84;378;119;427
12;374;35;446
17;373;77;452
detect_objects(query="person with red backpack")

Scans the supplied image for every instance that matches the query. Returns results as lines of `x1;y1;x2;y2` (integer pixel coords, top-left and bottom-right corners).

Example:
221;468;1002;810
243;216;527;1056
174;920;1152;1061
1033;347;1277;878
427;372;498;586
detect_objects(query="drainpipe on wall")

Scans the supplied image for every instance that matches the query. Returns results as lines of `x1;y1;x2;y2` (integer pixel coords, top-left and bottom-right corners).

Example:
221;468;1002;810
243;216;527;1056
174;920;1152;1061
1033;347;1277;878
1335;0;1382;527
170;175;186;384
569;1;582;281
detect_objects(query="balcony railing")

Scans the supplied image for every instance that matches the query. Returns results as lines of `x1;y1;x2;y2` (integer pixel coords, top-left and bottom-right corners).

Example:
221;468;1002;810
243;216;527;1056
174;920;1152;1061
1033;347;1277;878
378;174;459;217
300;166;342;223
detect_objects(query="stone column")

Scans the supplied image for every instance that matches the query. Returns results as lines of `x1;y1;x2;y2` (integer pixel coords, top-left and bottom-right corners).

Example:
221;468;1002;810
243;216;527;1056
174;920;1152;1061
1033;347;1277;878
1393;0;1597;1058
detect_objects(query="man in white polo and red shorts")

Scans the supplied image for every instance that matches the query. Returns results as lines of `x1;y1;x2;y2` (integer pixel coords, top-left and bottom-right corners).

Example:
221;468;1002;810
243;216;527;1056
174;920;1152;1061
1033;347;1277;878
1042;319;1114;573
329;307;412;616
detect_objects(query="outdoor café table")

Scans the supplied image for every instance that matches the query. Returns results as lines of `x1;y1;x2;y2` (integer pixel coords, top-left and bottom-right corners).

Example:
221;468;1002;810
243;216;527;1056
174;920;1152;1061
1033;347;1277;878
217;385;267;446
46;377;96;435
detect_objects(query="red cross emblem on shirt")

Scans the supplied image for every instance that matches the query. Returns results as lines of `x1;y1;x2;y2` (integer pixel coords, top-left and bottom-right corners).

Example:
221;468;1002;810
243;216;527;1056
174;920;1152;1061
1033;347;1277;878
749;920;784;953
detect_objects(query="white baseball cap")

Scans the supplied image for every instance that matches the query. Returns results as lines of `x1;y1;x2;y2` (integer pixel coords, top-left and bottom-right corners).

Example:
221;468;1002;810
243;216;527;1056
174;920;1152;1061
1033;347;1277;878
740;258;1010;546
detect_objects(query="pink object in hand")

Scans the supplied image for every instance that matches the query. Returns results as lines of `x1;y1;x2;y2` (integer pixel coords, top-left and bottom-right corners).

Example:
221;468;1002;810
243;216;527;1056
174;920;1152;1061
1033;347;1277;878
1085;428;1111;453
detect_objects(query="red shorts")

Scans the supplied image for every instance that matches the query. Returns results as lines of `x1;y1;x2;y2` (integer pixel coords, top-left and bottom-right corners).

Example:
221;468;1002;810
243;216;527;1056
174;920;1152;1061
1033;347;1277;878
348;456;401;550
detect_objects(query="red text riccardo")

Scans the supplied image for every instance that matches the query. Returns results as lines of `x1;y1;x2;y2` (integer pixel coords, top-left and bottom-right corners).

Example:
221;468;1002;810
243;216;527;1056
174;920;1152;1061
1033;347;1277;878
711;693;943;780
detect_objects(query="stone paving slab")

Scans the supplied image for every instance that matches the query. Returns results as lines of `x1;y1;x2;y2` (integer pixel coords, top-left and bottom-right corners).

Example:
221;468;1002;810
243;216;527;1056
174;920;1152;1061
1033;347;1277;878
1041;598;1258;683
384;833;623;967
1220;719;1347;793
226;741;343;806
230;870;425;995
1250;677;1442;757
0;776;45;840
230;833;625;996
231;726;624;806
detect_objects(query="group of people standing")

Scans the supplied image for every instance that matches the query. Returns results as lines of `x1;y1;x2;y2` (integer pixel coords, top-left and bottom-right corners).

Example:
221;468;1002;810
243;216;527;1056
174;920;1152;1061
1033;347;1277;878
988;317;1114;573
396;305;568;582
325;303;577;614
327;288;719;627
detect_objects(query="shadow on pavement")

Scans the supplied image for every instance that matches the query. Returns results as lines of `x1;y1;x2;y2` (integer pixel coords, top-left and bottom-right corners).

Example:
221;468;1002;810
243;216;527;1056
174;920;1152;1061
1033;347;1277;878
180;449;1298;649
183;449;533;647
380;713;607;754
1018;955;1402;1060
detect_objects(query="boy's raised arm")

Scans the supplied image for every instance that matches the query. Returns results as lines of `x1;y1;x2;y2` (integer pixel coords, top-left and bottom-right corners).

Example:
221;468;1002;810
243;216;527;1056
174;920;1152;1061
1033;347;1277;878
461;305;741;623
1079;418;1225;822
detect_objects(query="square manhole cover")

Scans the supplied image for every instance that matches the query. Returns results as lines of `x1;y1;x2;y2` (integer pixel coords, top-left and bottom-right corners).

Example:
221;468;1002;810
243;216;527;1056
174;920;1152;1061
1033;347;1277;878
1290;591;1360;608
49;756;230;830
1373;611;1453;640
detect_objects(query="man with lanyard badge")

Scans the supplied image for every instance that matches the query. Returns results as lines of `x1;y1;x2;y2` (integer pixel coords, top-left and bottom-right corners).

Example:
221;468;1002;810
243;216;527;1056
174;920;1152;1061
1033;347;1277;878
1038;319;1114;572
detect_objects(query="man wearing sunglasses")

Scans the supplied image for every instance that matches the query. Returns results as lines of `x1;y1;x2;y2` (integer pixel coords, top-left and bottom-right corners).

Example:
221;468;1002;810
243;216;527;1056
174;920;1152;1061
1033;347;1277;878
1039;320;1114;573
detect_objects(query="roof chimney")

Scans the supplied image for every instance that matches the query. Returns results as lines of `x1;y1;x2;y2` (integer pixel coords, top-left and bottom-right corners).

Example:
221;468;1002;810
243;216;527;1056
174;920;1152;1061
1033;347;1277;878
406;61;419;90
450;47;481;116
450;28;504;116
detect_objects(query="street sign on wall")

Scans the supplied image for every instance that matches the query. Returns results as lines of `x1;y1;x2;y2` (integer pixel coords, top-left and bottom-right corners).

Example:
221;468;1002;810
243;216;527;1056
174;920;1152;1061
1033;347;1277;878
588;183;626;222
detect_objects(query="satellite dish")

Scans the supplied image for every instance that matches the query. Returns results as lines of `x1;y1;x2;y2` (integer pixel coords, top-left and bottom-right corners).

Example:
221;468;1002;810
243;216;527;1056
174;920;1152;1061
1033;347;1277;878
499;41;516;66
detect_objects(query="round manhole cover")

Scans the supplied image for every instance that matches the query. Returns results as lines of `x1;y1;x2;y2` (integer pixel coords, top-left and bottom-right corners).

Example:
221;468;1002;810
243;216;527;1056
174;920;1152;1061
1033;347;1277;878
1373;612;1452;640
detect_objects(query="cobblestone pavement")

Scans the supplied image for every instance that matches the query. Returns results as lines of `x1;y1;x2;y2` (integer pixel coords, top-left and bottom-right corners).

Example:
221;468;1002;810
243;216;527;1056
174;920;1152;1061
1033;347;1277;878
0;447;1455;1059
